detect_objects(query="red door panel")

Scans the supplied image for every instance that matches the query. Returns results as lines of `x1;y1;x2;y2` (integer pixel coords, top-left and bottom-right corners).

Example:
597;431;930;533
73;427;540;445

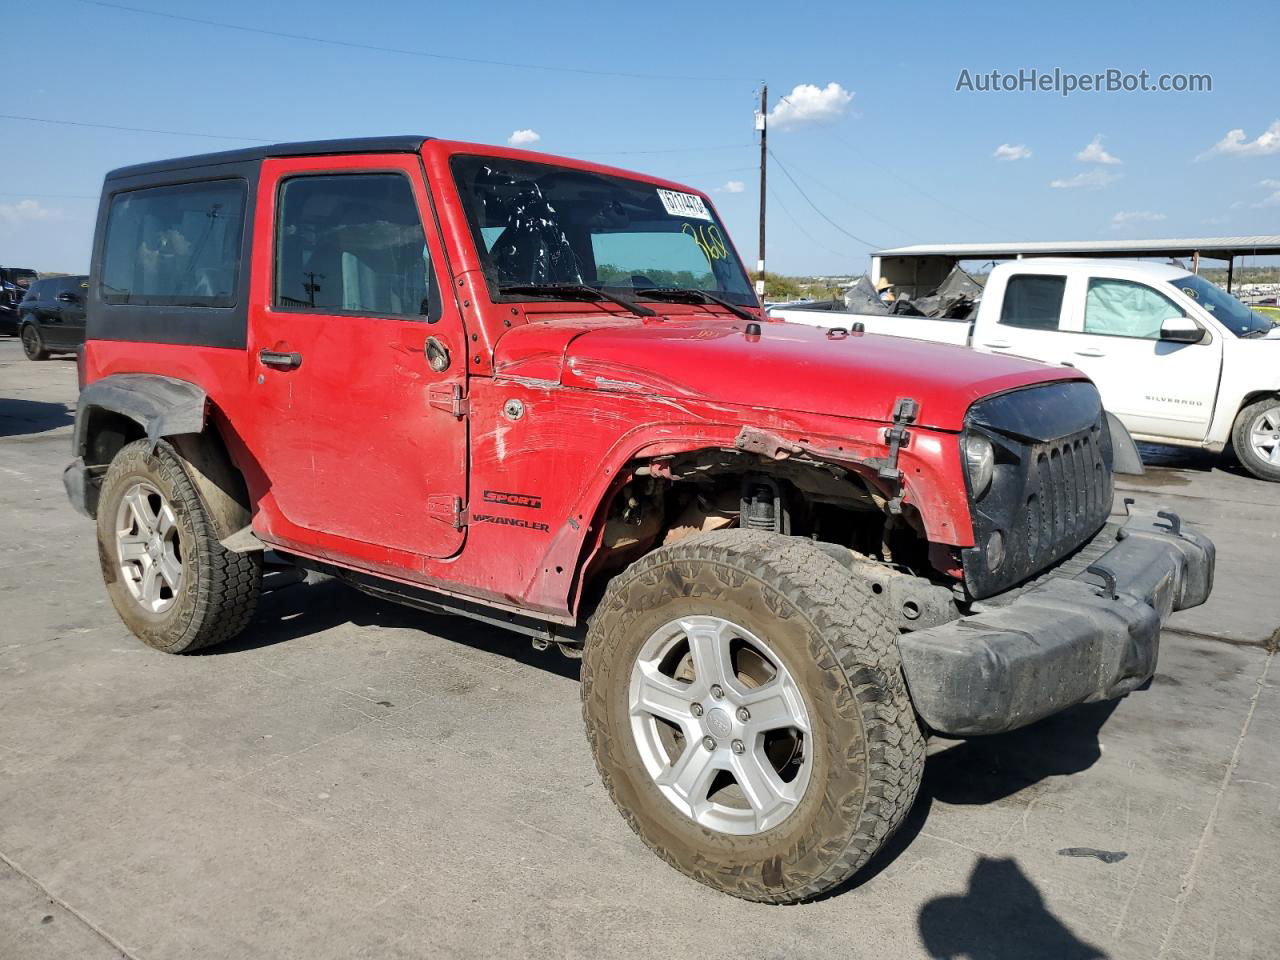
245;154;467;560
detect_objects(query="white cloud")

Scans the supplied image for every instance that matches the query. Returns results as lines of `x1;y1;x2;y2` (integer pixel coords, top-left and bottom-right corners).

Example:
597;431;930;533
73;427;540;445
1077;134;1122;165
767;82;854;129
1260;179;1280;188
0;199;65;224
506;128;541;147
1049;170;1121;190
1254;191;1280;208
719;180;745;194
993;143;1031;161
1111;210;1166;229
1201;120;1280;159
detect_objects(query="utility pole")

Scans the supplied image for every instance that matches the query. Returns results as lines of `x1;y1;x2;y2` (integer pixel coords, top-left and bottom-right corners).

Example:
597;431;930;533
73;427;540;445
756;83;767;300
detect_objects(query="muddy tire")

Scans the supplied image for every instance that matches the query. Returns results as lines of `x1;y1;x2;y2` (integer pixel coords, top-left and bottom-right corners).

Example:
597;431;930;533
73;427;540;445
96;439;262;653
1231;396;1280;482
581;529;924;903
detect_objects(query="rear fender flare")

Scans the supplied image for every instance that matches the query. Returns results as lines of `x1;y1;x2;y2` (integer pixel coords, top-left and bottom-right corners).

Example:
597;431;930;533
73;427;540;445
73;373;208;460
71;375;251;539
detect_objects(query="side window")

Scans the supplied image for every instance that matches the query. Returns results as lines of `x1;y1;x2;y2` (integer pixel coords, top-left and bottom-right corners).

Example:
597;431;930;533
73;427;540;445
1084;278;1184;340
101;180;246;307
999;274;1067;330
274;173;438;320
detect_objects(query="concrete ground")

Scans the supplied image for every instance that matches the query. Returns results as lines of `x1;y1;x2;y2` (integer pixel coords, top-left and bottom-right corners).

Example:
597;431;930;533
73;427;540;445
1;335;1277;960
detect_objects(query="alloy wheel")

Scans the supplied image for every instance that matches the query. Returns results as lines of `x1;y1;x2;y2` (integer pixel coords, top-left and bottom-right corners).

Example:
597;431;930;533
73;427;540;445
1249;405;1280;466
628;615;812;835
114;481;184;613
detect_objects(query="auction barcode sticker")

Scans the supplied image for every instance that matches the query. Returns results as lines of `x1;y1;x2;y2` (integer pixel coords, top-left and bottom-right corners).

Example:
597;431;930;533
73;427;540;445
656;188;711;221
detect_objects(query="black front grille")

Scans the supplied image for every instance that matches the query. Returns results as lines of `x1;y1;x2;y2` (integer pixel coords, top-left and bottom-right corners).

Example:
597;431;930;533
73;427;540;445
961;381;1115;599
1024;428;1112;573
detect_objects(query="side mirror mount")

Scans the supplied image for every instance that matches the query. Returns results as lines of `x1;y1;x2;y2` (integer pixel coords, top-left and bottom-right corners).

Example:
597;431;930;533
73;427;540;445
1160;316;1205;344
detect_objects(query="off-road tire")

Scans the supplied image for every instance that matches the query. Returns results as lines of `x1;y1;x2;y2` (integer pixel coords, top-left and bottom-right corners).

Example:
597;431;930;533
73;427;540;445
581;529;925;903
96;439;262;653
20;323;48;360
1231;396;1280;482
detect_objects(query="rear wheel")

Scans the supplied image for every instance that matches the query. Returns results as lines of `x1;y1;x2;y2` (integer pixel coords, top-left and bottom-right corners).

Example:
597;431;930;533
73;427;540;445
1231;396;1280;482
20;323;48;360
581;529;924;903
96;439;262;652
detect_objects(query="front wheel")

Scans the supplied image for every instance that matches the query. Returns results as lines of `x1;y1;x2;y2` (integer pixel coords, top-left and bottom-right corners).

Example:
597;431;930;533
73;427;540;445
96;439;262;652
1231;396;1280;482
581;529;924;903
20;323;48;360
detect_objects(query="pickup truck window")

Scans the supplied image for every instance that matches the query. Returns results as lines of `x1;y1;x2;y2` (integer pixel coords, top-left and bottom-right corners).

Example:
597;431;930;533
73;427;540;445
998;274;1066;330
1085;278;1183;340
101;180;246;307
274;173;437;320
450;155;755;307
1170;273;1272;338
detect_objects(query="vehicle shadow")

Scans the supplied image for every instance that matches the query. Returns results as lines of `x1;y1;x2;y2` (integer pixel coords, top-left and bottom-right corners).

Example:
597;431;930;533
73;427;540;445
1137;441;1253;478
203;565;581;681
0;397;74;437
842;698;1121;895
918;856;1108;958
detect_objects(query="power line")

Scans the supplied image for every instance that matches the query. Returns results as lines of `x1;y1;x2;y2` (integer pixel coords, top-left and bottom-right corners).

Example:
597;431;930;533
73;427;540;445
822;128;1003;232
575;144;752;157
767;148;882;250
767;185;849;264
0;192;98;200
764;148;899;231
75;0;754;83
0;114;753;162
0;112;270;142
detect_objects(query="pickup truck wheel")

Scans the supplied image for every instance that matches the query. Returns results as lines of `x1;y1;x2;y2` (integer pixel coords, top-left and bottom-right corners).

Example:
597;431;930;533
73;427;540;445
1232;397;1280;482
20;323;48;361
96;439;262;653
581;529;924;903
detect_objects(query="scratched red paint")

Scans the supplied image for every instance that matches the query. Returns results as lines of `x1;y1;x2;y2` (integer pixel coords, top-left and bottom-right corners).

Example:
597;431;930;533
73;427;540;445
81;139;1087;622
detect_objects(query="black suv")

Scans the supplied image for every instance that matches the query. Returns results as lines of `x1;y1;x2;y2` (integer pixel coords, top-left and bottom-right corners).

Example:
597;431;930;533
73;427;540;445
1;266;39;334
18;275;89;359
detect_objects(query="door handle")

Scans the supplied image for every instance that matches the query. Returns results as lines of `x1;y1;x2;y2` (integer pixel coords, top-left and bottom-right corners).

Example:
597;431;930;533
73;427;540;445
258;349;302;369
1073;348;1105;357
982;341;1012;349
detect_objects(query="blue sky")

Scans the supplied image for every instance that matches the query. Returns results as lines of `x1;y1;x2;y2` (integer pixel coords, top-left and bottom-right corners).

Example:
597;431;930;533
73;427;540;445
2;0;1278;275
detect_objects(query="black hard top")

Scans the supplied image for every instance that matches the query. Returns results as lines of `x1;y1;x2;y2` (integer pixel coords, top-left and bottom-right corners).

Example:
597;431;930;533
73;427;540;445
105;135;431;181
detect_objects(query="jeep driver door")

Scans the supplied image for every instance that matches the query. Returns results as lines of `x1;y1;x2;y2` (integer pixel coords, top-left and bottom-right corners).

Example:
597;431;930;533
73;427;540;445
247;155;467;560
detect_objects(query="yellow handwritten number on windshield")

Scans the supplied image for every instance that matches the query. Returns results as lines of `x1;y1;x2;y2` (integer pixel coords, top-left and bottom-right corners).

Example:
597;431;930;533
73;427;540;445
682;222;729;262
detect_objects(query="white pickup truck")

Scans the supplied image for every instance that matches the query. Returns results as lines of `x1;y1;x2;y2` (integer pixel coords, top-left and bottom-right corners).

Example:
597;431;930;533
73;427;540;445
770;259;1280;481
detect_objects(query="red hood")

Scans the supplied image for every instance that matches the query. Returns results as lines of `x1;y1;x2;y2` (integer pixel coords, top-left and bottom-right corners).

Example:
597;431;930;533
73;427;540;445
493;315;1084;431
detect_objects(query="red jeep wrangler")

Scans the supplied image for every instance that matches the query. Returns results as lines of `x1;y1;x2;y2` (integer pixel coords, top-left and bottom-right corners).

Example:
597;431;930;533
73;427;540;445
66;136;1214;902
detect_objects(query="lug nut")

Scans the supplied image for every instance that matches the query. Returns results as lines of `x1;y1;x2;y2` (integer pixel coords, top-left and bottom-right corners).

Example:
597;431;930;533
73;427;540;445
710;684;724;700
691;702;704;717
731;739;745;755
736;707;750;722
702;736;716;751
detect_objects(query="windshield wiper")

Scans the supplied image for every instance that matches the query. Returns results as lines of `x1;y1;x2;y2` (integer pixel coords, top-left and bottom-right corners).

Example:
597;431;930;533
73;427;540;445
498;282;655;317
635;287;758;324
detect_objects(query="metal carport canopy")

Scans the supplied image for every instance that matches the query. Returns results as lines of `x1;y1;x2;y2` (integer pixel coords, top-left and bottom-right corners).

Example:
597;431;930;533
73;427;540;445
870;236;1280;295
871;236;1280;261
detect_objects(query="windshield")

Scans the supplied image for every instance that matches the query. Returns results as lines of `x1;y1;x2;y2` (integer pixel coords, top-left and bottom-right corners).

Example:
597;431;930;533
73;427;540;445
1170;274;1273;337
450;155;756;307
1;268;37;288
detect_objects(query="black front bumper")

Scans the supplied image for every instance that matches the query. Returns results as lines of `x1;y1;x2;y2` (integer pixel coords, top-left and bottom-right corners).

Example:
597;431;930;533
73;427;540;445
897;512;1214;736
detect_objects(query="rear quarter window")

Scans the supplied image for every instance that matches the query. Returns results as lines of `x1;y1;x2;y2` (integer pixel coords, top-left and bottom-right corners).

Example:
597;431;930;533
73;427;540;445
999;274;1067;331
101;180;247;308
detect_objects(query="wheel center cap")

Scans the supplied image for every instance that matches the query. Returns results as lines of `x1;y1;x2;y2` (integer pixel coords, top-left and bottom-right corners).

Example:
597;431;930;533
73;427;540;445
706;707;733;739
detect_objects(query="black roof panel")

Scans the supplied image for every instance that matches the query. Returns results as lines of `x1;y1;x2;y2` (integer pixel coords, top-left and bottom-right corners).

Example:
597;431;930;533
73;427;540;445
106;135;431;181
